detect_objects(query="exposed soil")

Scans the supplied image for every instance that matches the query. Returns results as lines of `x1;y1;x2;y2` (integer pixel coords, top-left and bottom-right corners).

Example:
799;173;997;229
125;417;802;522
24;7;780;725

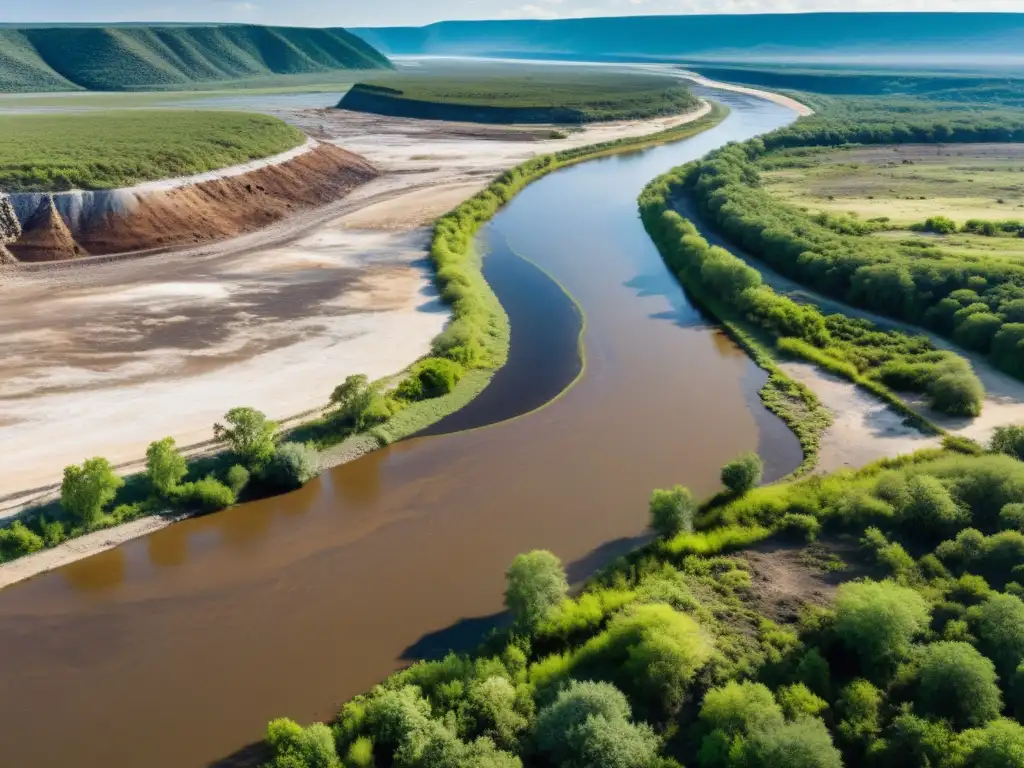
70;144;376;257
744;536;870;623
10;195;85;262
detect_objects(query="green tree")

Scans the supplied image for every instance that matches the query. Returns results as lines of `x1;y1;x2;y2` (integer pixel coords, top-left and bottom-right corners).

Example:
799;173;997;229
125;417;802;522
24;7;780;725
465;676;529;751
970;593;1024;679
834;581;930;677
60;457;124;526
877;713;955;768
915;641;1002;729
745;718;842;768
901;475;968;537
225;465;250;497
264;443;320;491
836;680;882;753
957;719;1024;768
991;425;1024;461
535;681;658;768
700;681;784;737
213;407;278;468
777;684;827;722
504;550;567;630
145;437;188;496
649;485;696;539
721;453;763;495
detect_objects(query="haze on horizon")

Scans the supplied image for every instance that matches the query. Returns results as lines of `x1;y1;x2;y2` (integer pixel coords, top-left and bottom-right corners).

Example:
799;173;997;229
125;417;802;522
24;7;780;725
1;0;1022;28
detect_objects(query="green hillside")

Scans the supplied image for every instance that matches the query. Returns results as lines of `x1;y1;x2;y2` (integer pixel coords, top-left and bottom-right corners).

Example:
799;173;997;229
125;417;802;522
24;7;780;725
0;25;392;93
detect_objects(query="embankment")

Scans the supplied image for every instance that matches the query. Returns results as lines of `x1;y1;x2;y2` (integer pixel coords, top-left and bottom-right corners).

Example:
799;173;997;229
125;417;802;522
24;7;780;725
3;140;378;262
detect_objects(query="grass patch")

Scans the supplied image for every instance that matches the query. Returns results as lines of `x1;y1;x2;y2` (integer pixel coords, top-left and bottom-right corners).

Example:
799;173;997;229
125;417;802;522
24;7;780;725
0;110;305;192
339;70;700;124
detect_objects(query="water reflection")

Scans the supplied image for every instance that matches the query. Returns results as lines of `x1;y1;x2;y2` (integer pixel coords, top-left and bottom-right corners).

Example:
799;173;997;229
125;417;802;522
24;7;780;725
61;547;126;594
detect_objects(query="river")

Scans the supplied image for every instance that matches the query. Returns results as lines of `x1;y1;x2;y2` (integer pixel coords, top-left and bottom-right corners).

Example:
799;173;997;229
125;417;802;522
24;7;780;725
0;89;799;768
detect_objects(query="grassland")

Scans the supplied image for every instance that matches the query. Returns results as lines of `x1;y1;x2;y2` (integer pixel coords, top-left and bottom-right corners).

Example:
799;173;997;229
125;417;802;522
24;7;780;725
0;25;390;93
0;111;305;191
339;71;700;124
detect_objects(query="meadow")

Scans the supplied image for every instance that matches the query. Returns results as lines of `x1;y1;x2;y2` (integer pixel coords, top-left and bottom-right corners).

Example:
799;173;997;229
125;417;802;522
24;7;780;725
0;110;305;191
339;71;700;124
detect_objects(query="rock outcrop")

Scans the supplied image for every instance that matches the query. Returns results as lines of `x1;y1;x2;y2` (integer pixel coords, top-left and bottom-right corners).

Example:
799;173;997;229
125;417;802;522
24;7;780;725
0;196;21;263
8;195;86;262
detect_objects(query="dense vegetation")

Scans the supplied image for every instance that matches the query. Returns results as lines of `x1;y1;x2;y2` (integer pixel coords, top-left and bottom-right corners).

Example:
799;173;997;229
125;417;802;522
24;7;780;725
639;159;984;424
679;97;1024;382
353;12;1024;63
0;25;391;93
339;73;700;124
261;439;1024;768
0;111;304;191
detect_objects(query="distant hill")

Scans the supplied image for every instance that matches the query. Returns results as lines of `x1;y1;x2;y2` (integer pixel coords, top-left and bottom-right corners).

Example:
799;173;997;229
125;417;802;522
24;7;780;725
0;25;392;92
353;13;1024;68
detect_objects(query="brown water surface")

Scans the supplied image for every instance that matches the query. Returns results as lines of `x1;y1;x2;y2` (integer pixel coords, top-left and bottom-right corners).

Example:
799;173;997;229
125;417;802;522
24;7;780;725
0;90;800;768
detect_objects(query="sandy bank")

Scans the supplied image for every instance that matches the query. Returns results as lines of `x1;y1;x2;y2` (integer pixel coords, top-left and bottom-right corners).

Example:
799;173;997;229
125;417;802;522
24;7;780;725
678;71;815;116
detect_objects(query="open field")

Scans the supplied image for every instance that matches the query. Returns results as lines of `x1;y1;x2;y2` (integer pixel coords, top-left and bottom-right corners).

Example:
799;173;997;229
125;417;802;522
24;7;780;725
0;25;390;93
763;143;1024;225
0;111;305;191
339;69;699;124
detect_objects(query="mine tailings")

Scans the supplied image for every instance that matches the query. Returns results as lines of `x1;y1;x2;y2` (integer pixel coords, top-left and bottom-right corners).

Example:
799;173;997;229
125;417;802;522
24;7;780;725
0;90;801;768
1;142;376;263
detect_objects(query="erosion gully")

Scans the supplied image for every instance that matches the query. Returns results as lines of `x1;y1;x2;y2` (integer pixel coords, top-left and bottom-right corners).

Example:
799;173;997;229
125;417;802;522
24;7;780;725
0;90;798;768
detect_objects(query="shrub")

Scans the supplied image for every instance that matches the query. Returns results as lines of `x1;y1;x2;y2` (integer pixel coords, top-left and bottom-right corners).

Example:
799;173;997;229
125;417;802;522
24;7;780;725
225;465;250;497
991;424;1024;461
970;593;1024;679
146;437;188;496
956;719;1024;768
900;475;968;538
649;486;696;539
214;407;278;469
915;641;1002;729
60;457;124;526
879;714;955;768
776;684;828;721
836;680;882;749
0;520;45;561
929;367;984;417
943;435;985;456
265;718;340;768
699;681;784;737
744;717;842;768
778;513;821;542
397;358;465;401
465;676;529;751
721;453;764;495
504;551;568;630
535;681;658;768
833;581;930;676
796;648;832;700
344;737;375;768
264;443;320;491
175;477;236;514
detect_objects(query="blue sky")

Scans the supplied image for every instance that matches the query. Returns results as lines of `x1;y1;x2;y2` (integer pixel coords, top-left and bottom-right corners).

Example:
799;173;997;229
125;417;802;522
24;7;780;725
1;0;1020;27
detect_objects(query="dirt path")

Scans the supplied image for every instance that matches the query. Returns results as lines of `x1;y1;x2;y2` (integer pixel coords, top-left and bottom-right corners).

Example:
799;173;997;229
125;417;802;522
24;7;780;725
674;196;1024;470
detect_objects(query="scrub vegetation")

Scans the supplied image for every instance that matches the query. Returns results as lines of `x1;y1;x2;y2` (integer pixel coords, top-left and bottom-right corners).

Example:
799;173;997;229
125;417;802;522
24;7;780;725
0;25;391;93
260;441;1024;768
339;72;700;124
681;96;1024;383
0;111;304;192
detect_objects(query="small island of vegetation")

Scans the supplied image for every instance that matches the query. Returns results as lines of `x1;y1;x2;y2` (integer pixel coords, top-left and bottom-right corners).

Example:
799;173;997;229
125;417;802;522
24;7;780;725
338;71;701;124
0;110;305;192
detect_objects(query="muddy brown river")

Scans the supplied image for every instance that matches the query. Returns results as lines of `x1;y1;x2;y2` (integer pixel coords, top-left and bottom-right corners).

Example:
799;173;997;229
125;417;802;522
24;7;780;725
0;90;799;768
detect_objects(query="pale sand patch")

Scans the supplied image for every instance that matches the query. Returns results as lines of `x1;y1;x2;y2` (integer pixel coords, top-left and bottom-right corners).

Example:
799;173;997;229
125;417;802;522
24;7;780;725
780;362;941;473
678;71;815;116
341;182;491;231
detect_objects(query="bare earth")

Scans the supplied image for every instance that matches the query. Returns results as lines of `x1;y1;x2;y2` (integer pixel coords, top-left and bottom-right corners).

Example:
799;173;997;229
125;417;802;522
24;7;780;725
0;101;712;505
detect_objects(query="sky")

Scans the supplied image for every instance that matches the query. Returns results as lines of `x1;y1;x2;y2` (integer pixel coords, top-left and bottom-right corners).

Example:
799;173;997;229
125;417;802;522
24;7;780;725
1;0;1022;27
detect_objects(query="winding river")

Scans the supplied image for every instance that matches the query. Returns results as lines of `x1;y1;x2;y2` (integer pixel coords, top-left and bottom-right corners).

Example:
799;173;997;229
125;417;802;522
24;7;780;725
0;89;799;768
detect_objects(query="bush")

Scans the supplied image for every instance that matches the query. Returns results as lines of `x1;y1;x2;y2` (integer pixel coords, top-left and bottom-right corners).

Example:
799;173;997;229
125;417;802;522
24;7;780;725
834;581;930;676
60;456;124;526
700;681;784;737
956;719;1024;768
344;736;375;767
263;442;320;491
146;437;188;496
226;465;250;497
397;358;465;401
991;425;1024;461
214;407;278;469
721;453;764;495
504;551;568;630
535;681;658;768
744;717;842;768
915;641;1002;729
836;680;882;750
0;520;45;561
970;593;1024;679
900;475;968;538
265;718;341;768
778;513;821;542
776;684;827;721
649;486;696;539
1001;503;1024;532
175;477;236;514
929;367;985;417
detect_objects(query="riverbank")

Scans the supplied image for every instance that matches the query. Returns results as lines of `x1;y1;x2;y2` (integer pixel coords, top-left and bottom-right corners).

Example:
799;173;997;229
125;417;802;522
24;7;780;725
0;100;725;589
